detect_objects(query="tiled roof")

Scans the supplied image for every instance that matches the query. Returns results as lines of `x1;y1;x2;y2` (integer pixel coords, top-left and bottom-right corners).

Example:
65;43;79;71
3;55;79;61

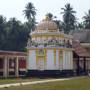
72;40;90;57
72;29;90;43
0;50;27;56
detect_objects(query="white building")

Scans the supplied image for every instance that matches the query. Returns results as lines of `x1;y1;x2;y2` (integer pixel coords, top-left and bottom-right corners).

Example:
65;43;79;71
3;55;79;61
27;16;73;77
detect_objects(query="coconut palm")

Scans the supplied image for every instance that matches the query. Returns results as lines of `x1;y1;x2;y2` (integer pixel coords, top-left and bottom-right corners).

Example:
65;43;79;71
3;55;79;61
23;2;36;32
83;10;90;29
61;3;76;34
23;2;36;21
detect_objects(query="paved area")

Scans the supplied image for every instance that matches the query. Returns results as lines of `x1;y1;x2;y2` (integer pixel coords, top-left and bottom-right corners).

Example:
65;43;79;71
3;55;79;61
0;78;71;88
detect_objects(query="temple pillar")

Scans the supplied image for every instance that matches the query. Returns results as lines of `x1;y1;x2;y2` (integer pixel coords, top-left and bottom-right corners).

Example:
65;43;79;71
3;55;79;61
76;56;80;76
15;57;19;77
83;57;86;74
3;56;8;78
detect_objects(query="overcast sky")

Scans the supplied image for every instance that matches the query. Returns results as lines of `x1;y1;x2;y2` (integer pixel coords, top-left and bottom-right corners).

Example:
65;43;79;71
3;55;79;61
0;0;90;22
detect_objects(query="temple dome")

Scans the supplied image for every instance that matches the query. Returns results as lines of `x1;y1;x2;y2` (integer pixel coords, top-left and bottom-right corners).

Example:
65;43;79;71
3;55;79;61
36;18;58;32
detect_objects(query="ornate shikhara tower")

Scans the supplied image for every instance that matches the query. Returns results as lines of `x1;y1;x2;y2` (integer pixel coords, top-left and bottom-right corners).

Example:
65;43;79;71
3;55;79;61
27;16;73;77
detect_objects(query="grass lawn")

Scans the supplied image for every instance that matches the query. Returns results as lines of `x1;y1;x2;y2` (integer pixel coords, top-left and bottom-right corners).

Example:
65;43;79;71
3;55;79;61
0;76;90;90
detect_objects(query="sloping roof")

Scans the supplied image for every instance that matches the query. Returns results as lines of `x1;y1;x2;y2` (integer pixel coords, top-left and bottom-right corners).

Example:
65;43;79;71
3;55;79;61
0;50;27;56
72;29;90;43
72;40;90;57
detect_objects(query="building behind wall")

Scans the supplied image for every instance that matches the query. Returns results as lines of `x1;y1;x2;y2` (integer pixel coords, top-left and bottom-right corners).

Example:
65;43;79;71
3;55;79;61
27;16;73;77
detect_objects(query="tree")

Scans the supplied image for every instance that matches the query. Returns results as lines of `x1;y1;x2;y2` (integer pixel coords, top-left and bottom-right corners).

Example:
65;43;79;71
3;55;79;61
61;3;76;34
0;15;6;50
54;20;64;31
83;10;90;29
45;13;57;20
4;18;21;51
4;18;29;51
76;22;84;30
45;13;53;20
45;13;64;31
23;2;36;31
23;2;36;21
0;5;37;51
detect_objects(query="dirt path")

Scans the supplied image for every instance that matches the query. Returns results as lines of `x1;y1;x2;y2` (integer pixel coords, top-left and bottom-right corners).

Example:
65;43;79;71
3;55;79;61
0;78;71;88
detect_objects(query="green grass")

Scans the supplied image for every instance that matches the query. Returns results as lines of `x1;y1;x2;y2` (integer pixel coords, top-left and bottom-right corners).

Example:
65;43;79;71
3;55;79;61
1;76;90;90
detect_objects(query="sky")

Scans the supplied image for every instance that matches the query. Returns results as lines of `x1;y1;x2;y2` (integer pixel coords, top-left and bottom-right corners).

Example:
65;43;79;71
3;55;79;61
0;0;90;22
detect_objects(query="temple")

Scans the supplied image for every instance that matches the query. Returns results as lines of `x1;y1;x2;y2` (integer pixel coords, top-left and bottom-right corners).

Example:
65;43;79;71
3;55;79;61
27;16;74;77
0;17;90;78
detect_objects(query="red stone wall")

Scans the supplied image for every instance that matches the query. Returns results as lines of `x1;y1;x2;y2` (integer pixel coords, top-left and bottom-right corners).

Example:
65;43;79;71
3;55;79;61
19;58;26;69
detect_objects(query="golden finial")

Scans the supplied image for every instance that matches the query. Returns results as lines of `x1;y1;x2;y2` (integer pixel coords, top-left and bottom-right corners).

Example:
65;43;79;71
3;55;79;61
42;16;49;21
45;15;50;20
